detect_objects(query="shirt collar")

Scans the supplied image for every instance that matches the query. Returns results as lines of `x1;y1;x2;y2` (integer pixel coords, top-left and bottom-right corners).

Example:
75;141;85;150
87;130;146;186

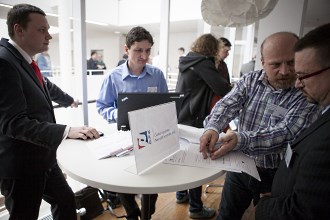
122;63;150;80
8;39;33;64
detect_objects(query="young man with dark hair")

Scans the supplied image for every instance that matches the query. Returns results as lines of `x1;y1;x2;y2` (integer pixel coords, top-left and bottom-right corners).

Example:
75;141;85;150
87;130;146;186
96;26;168;220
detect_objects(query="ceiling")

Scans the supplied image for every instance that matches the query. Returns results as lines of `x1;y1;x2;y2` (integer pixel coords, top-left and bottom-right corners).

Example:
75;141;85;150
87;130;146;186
0;0;329;37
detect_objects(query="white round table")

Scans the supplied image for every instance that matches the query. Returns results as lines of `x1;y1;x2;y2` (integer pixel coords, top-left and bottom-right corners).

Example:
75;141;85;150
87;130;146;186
57;123;224;194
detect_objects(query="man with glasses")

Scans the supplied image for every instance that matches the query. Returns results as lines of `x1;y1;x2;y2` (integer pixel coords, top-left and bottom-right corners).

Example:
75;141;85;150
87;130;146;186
255;23;330;219
296;66;330;87
199;32;319;220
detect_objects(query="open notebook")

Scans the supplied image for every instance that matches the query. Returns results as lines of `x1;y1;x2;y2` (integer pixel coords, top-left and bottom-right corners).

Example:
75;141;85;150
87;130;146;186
117;92;184;131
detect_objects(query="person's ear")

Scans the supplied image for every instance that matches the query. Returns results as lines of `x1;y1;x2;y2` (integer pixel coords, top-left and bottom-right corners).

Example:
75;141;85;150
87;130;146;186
124;45;129;54
13;24;24;36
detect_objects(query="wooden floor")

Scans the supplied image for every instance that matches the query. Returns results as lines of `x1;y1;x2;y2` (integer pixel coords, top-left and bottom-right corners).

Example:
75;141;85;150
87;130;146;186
94;174;253;220
0;174;253;220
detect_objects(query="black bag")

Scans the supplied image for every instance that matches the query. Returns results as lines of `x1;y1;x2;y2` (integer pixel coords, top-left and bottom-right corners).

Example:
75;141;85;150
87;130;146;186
75;186;104;220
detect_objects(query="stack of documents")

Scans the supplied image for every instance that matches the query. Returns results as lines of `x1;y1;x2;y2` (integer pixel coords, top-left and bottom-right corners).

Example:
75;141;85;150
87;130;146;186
163;124;261;181
86;131;133;159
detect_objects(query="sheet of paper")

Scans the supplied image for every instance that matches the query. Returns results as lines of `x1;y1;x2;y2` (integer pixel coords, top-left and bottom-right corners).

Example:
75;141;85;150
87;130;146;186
164;142;260;181
86;131;132;159
178;124;225;144
178;124;204;144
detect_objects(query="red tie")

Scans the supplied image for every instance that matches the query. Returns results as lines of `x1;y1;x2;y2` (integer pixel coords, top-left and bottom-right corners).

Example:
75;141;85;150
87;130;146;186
31;60;44;87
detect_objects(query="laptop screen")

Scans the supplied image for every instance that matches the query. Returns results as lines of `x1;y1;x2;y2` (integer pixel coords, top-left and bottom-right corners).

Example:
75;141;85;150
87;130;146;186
117;92;184;130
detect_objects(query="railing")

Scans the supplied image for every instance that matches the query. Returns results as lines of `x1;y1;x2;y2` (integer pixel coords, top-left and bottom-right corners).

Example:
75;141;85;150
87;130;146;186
53;100;96;109
86;69;106;75
167;72;179;91
39;69;107;77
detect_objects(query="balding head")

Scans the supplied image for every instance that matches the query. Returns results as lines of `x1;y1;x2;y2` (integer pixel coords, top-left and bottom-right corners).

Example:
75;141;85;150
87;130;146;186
260;32;299;90
261;32;299;59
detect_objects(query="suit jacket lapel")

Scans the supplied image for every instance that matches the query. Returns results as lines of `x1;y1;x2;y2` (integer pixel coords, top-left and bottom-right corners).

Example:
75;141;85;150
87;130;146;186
2;39;44;92
2;39;53;109
22;61;45;90
292;109;330;146
42;78;53;107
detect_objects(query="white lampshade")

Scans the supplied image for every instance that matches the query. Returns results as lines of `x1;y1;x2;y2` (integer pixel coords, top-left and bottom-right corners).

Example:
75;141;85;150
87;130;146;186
201;0;279;27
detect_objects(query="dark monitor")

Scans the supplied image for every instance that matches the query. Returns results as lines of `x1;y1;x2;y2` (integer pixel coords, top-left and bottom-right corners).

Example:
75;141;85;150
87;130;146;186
117;92;184;130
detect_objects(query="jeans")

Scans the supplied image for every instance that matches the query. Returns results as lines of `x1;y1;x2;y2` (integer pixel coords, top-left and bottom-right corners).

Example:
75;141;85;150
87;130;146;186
176;186;203;213
217;168;277;220
0;164;76;220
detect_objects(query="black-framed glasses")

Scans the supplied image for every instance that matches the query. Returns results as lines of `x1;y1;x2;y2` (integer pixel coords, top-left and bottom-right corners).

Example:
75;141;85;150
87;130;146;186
296;66;330;86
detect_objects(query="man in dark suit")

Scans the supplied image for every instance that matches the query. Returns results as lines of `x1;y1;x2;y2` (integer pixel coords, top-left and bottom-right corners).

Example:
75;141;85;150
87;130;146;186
0;4;100;220
255;23;330;219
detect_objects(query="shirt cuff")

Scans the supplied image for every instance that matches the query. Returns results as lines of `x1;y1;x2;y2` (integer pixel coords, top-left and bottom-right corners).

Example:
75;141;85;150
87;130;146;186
234;131;244;151
63;126;70;139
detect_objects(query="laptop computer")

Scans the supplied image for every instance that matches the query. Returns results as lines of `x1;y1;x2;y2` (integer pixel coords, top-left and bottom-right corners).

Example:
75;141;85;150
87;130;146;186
117;92;184;130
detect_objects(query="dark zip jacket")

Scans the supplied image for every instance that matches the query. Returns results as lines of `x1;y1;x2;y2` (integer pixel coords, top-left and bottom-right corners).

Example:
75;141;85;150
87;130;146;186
175;52;232;128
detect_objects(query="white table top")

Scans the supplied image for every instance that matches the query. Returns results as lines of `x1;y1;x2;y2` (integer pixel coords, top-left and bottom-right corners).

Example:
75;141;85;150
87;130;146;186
57;123;224;194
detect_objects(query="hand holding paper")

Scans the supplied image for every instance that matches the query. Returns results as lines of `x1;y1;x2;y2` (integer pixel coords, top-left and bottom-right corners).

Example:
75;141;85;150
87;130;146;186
199;129;219;159
169;125;260;181
209;131;238;160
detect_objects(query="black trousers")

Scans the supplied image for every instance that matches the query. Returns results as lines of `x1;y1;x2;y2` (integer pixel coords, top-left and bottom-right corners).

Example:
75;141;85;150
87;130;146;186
217;167;277;220
0;164;76;220
117;193;158;220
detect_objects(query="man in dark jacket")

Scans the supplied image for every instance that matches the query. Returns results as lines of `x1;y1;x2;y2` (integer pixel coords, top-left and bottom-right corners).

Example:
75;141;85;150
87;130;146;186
255;22;330;220
0;4;100;219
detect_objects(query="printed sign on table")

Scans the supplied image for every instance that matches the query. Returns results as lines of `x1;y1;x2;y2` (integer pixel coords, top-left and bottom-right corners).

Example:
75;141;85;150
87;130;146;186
128;102;180;174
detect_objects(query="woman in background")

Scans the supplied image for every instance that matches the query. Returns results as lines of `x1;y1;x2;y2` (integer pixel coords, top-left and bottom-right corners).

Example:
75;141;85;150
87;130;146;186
175;33;232;219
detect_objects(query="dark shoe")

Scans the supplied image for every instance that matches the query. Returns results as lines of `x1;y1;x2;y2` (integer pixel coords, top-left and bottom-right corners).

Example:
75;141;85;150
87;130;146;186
176;194;189;204
189;207;216;219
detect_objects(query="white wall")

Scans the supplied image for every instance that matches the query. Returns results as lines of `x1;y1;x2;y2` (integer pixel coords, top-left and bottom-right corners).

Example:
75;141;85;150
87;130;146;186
86;0;119;25
167;32;197;72
255;0;307;70
45;33;121;73
0;19;9;39
118;0;202;25
86;34;121;70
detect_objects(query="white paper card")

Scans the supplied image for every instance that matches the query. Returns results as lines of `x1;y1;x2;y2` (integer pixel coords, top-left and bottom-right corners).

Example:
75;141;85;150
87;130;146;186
86;131;132;159
128;102;180;174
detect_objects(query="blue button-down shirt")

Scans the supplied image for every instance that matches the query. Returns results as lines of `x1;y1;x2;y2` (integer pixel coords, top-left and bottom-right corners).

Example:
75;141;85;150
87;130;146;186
205;70;319;168
96;62;168;122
